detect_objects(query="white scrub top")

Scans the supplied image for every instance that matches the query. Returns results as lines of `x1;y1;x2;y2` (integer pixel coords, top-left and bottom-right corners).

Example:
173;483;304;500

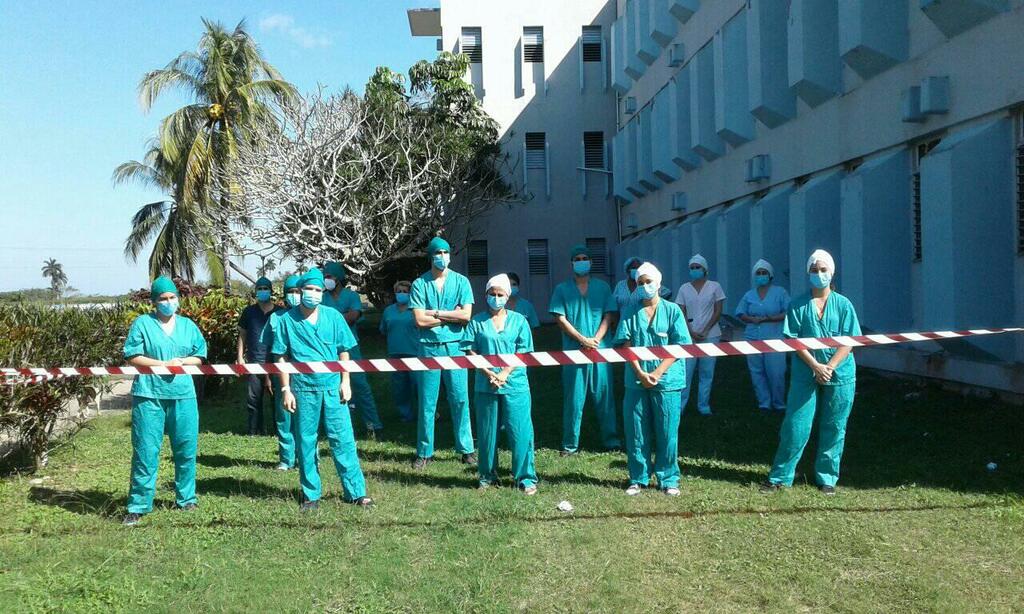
674;280;726;338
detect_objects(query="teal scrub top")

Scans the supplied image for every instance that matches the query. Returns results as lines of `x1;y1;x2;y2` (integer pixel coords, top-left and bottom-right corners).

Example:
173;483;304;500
123;313;208;400
784;291;861;386
548;277;616;350
379;303;420;357
269;305;357;391
614;299;691;391
408;270;474;344
460;310;533;395
510;297;541;328
735;285;791;340
322;287;363;341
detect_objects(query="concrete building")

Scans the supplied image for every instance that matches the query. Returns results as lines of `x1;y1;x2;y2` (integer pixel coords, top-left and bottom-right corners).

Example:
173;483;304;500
412;1;1024;394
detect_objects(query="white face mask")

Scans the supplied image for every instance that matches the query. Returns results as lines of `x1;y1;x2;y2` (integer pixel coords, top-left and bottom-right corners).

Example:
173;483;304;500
324;278;337;291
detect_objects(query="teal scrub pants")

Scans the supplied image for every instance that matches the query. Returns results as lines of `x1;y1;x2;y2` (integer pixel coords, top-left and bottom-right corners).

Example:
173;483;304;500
389;355;417;422
127;396;198;514
475;390;537;488
561;362;619;453
348;345;383;431
622;387;682;489
294;388;367;503
768;378;856;488
272;381;298;467
415;341;474;458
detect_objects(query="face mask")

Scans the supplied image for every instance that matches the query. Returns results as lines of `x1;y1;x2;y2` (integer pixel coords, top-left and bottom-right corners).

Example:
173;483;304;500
629;268;639;281
395;292;410;305
324;278;337;292
301;289;323;308
689;268;705;281
255;289;272;303
754;275;770;287
639;282;658;300
809;271;832;289
432;253;450;270
573;260;592;276
285;293;302;307
510;286;520;297
156;299;178;317
487;294;507;310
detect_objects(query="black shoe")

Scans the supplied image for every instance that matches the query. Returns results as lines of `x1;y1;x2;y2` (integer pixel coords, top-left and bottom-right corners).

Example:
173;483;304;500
819;485;836;496
411;456;431;470
179;503;198;511
351;496;375;507
559;449;577;458
300;500;319;512
759;481;783;494
461;453;478;466
122;513;143;527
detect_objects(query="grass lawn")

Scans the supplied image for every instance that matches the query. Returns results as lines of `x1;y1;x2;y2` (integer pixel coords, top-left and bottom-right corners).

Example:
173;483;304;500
1;324;1022;612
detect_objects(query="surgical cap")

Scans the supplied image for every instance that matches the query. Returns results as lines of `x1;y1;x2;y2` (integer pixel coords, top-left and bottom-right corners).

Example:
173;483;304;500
150;276;178;301
301;268;326;290
806;249;835;274
751;259;774;278
486;274;511;295
283;274;301;291
635;262;662;287
689;254;708;270
427;236;451;255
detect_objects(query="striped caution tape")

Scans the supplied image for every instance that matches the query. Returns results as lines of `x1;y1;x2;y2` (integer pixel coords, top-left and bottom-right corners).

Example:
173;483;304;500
1;327;1021;382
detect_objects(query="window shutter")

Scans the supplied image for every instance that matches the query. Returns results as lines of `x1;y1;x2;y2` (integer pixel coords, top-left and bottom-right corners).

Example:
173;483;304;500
582;26;602;62
461;27;482;63
527;239;549;275
585;238;608;274
525;132;547;169
583;132;605;169
523;26;544;63
467;240;488;276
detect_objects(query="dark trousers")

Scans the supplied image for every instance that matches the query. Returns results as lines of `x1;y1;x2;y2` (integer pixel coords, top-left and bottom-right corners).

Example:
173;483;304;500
245;374;270;435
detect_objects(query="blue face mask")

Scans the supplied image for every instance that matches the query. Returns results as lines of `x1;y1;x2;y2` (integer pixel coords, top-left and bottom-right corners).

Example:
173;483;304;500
285;293;301;308
432;253;450;270
156;299;178;317
629;268;639;281
689;268;705;281
255;289;272;303
395;292;410;305
754;274;770;287
301;289;323;308
809;271;832;289
486;294;507;310
638;282;658;300
573;260;592;276
510;286;520;297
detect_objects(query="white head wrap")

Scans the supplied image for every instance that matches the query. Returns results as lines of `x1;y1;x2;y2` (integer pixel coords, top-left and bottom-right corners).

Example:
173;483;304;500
806;249;835;274
752;258;774;278
635;262;662;287
689;253;708;270
485;273;511;295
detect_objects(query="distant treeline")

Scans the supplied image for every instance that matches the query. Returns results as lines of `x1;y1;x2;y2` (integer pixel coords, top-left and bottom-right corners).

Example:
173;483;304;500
0;288;127;305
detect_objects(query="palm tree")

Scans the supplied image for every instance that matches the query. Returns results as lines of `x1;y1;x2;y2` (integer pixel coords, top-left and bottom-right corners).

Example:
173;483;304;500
114;141;223;281
137;18;297;285
41;258;68;298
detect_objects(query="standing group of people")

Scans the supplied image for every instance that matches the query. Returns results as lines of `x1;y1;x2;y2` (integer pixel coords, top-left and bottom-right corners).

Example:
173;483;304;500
120;236;861;526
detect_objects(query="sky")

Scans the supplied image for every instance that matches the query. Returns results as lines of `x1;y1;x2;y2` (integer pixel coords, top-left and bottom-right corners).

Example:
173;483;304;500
0;0;439;295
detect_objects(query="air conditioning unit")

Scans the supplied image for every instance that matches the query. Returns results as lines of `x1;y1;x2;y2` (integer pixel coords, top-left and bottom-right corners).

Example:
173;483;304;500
668;43;685;67
671;191;688;212
901;86;925;123
624;96;637;114
745;155;771;182
626;213;638;231
920;76;950;115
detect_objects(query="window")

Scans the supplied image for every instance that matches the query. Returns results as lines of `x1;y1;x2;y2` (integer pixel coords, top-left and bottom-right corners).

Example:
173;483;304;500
525;132;547;169
583;132;605;169
912;138;941;262
586;238;608;274
523;26;544;63
461;27;482;63
582;26;602;62
527;239;549;275
1016;112;1024;254
467;240;488;276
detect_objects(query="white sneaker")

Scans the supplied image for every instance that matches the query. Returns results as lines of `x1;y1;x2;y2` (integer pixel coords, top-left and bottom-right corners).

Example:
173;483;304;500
625;484;643;496
664;487;681;497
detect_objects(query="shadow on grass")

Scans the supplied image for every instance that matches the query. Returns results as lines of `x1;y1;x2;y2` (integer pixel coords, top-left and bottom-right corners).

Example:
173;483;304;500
28;486;130;518
197;453;278;470
194;476;298;501
367;468;477;490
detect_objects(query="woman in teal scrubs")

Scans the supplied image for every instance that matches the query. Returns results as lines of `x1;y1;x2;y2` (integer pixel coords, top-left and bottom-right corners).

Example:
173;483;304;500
762;249;861;496
614;263;691;497
379;280;419;422
463;274;538;494
505;272;540;329
122;276;208;527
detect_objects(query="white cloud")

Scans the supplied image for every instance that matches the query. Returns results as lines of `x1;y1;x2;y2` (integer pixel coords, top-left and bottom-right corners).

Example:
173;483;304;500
259;14;331;49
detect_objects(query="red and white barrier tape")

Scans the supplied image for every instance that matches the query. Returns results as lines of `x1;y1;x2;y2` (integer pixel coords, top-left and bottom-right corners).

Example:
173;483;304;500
1;328;1021;382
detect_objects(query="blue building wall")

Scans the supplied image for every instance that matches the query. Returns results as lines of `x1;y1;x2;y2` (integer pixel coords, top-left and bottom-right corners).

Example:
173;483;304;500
716;197;753;312
750;185;793;291
748;0;796;128
788;170;842;298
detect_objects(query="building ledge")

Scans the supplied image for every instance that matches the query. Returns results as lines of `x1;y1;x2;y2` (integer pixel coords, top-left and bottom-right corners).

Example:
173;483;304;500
408;8;441;37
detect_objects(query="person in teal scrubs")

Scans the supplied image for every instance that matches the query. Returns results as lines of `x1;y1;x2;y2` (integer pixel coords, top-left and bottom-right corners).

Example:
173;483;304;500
262;274;302;470
322;261;383;437
121;276;208;527
762;249;861;496
463;274;538;494
505;272;540;328
735;259;791;413
271;268;373;511
549;244;620;454
408;236;476;468
379;280;419;422
614;263;691;497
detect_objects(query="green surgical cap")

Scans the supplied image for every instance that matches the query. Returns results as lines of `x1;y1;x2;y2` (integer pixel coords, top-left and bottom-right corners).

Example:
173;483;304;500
427;236;451;255
301;268;326;290
570;244;589;260
324;261;346;281
150;276;178;301
255;276;272;289
283;274;301;291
